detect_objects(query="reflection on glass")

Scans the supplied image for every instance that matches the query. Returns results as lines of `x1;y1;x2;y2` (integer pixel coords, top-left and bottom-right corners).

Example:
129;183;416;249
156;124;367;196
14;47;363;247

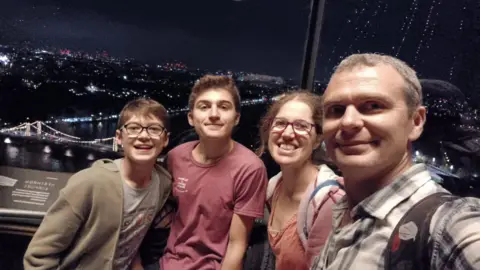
6;145;19;160
4;137;11;144
65;149;73;157
42;153;51;167
65;159;76;172
51;160;62;172
0;134;120;173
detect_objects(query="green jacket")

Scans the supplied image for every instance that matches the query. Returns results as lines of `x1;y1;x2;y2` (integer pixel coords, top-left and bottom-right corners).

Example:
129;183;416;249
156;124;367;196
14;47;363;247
23;159;172;270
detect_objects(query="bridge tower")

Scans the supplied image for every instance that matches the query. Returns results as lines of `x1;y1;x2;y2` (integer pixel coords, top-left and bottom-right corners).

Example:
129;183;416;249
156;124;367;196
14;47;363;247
25;122;30;136
37;121;41;135
112;138;118;152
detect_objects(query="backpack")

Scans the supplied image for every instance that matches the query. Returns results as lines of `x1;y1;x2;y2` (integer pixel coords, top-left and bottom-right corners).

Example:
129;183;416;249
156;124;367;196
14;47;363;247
301;179;344;239
266;164;345;249
385;192;458;270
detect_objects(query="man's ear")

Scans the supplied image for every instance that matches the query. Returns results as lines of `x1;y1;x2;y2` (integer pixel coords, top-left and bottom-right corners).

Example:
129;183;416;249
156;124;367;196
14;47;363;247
408;106;427;142
187;112;194;127
234;112;240;126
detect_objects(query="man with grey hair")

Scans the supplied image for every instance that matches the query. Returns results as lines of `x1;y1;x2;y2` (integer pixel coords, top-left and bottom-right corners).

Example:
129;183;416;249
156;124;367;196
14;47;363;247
312;53;480;269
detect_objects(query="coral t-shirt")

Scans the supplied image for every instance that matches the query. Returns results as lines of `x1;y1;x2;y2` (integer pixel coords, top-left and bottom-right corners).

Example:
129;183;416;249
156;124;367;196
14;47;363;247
160;141;268;270
268;181;309;270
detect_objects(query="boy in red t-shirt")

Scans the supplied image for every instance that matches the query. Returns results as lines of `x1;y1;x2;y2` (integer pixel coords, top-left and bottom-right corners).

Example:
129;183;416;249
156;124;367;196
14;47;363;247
159;75;268;270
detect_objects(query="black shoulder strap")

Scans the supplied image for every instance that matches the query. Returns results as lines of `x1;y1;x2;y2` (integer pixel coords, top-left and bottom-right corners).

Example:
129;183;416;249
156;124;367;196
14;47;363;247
385;192;457;270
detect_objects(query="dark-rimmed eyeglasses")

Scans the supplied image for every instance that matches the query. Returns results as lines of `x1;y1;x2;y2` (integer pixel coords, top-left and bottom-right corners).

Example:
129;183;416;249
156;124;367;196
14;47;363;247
122;123;166;137
271;118;315;135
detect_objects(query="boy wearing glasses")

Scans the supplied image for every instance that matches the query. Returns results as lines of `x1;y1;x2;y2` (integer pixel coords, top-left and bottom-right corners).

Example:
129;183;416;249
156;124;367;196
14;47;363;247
159;75;268;270
24;98;174;270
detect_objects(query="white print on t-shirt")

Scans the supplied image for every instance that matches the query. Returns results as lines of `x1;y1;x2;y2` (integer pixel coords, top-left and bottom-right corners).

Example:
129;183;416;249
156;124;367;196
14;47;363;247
176;177;189;193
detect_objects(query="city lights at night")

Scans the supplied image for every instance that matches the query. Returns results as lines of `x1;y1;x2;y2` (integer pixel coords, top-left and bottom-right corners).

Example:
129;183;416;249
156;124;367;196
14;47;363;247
0;0;480;268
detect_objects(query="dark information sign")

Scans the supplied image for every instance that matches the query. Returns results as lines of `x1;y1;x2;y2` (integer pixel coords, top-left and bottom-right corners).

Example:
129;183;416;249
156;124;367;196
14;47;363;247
0;166;72;212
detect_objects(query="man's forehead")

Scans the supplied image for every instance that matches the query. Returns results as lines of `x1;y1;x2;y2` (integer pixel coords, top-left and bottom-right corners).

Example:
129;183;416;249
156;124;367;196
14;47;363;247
339;65;381;78
328;66;382;88
195;88;234;104
324;65;404;103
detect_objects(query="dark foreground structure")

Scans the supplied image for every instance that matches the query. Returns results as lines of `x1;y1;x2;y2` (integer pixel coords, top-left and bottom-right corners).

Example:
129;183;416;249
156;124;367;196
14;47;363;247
0;134;121;269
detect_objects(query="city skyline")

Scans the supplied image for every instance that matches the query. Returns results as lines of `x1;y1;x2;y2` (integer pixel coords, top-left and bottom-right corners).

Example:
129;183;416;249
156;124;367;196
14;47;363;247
0;0;475;85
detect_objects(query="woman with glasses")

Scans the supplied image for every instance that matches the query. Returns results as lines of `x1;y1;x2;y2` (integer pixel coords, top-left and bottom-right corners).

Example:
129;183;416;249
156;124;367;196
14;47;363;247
255;91;344;270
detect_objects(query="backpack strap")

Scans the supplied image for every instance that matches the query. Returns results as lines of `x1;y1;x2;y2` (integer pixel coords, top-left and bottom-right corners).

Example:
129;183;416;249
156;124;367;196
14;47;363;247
385;192;457;270
303;179;344;239
308;180;343;203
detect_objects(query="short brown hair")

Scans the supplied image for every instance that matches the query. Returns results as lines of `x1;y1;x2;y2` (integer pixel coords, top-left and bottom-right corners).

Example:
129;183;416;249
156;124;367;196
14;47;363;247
189;75;241;112
333;53;422;115
117;98;170;130
256;90;326;163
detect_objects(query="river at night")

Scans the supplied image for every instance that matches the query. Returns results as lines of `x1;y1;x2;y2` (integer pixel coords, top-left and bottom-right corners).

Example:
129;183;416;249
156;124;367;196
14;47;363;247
0;104;271;173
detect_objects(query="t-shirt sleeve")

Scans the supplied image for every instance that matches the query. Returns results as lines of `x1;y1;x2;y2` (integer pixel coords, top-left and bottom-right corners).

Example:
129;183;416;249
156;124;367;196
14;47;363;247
233;164;268;218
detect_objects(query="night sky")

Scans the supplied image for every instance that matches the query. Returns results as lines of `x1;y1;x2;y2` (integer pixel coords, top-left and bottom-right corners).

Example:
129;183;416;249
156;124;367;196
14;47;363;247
0;0;475;83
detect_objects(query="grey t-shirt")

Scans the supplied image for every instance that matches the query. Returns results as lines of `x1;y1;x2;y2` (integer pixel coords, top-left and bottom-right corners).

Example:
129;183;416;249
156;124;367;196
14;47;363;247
113;159;160;270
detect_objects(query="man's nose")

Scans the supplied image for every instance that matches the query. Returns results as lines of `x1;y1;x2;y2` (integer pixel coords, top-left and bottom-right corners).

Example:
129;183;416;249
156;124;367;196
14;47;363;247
209;106;220;119
340;106;363;132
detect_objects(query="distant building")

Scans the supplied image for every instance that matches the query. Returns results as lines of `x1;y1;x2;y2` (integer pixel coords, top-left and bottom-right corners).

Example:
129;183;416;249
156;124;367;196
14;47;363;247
237;73;284;86
162;61;187;71
0;54;9;65
0;54;11;73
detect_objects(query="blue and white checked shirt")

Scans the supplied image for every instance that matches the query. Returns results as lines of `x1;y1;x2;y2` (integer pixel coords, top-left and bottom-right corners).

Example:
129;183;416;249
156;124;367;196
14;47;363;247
311;164;480;270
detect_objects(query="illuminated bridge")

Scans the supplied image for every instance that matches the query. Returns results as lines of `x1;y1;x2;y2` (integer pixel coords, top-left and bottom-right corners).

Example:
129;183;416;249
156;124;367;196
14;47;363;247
0;121;117;151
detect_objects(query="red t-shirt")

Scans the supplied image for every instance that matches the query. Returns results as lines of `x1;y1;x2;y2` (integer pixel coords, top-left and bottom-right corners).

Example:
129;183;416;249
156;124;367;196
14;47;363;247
160;141;268;270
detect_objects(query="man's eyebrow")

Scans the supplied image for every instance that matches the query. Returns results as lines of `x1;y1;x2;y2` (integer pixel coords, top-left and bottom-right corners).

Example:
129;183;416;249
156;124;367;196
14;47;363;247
217;100;233;105
195;100;210;105
323;93;394;107
196;99;233;105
